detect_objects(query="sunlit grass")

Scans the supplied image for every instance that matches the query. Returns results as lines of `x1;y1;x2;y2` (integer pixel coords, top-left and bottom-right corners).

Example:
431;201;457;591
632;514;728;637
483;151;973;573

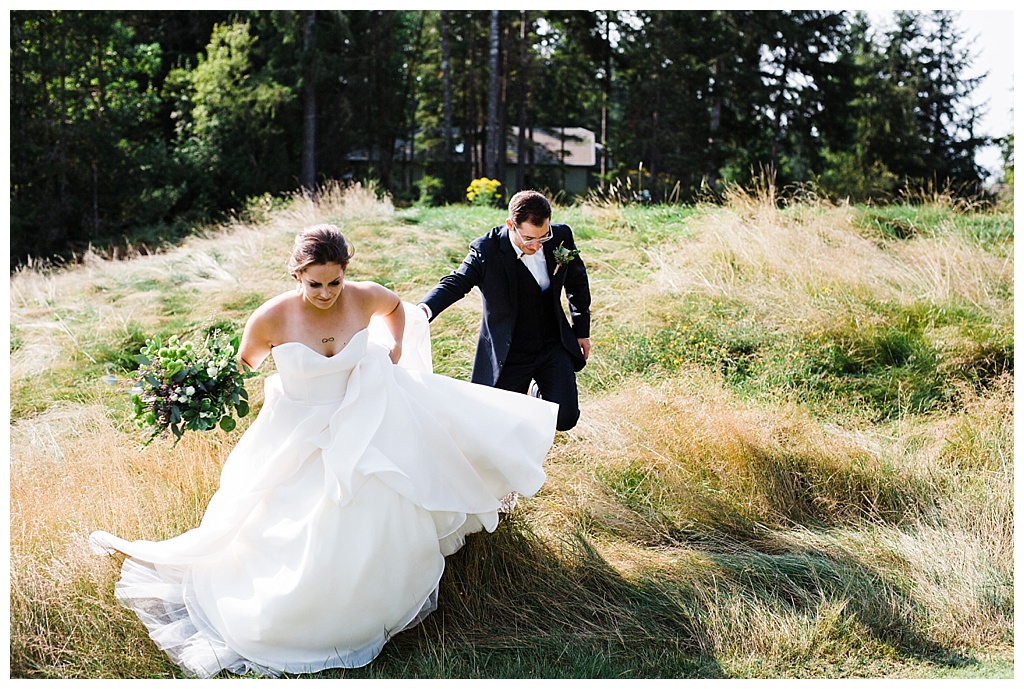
8;182;1013;678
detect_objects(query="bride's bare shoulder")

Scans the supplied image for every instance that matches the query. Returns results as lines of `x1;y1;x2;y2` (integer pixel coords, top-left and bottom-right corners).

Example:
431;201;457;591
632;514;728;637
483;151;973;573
342;279;377;293
345;280;395;303
247;290;300;324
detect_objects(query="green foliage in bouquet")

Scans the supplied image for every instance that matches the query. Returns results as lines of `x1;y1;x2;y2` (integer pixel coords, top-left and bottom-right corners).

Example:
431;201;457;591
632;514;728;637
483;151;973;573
129;331;257;445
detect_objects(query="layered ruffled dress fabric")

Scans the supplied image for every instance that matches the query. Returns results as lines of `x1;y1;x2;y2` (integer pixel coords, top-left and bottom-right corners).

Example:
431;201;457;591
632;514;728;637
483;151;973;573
89;303;558;677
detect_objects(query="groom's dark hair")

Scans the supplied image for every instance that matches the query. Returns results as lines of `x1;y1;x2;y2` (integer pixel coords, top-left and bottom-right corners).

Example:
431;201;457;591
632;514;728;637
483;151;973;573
508;190;551;227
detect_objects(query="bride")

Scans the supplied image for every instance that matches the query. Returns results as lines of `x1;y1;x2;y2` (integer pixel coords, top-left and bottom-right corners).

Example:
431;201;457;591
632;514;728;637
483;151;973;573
89;224;558;677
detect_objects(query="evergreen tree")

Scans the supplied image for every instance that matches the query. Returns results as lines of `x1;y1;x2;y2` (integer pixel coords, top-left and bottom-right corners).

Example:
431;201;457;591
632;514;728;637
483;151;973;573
751;10;849;184
163;20;294;217
9;9;998;262
536;10;620;194
814;12;901;200
916;10;987;187
301;10;317;193
816;10;986;200
414;12;493;189
485;10;501;181
10;10;170;262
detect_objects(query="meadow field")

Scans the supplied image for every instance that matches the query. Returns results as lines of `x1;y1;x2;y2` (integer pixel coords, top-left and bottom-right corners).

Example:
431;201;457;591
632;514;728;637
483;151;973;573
8;182;1014;678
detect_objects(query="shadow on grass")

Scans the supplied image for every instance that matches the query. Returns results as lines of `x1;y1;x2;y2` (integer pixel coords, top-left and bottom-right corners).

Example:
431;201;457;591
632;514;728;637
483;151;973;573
696;535;980;675
313;518;980;679
312;518;725;679
85;513;983;680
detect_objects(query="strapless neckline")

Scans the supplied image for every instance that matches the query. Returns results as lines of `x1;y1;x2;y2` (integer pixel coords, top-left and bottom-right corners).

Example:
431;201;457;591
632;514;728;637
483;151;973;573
273;328;369;359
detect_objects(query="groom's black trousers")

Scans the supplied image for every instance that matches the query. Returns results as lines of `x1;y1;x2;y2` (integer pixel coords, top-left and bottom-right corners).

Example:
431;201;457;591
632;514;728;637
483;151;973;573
495;344;580;431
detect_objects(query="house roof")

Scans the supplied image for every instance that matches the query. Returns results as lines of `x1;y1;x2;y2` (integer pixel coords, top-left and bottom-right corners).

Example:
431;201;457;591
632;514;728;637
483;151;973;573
343;126;599;168
508;126;597;167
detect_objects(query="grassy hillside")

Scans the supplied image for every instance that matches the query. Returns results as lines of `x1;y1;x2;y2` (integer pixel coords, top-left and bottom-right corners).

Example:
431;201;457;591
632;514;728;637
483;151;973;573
8;182;1014;678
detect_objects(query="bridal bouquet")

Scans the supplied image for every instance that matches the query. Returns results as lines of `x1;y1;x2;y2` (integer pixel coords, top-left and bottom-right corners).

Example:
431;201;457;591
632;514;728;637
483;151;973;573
129;331;256;446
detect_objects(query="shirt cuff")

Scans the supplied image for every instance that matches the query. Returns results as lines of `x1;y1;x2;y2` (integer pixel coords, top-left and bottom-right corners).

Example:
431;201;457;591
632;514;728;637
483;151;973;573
418;302;433;320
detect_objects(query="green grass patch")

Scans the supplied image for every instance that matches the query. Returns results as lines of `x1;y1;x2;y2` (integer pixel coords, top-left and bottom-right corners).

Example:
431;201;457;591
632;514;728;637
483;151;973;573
10;191;1013;679
159;288;201;317
853;204;1014;247
220;292;267;315
395;205;504;242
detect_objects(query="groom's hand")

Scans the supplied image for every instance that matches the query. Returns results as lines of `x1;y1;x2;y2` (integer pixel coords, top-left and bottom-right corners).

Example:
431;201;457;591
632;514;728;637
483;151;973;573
578;338;591;361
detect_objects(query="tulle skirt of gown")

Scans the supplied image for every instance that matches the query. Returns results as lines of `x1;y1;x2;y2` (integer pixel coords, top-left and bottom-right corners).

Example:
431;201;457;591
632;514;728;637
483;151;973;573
89;303;558;677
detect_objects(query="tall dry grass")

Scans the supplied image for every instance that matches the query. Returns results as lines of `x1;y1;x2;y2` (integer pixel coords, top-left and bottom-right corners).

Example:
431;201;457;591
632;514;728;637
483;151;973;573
8;183;1013;678
639;193;1012;339
539;365;1012;664
10;404;229;676
10;181;403;677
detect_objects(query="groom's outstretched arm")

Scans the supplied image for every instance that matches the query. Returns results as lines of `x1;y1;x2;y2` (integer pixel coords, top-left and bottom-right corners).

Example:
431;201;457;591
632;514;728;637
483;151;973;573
419;243;485;322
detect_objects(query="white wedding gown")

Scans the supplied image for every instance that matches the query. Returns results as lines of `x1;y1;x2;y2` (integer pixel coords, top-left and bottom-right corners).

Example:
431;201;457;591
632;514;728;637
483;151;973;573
89;303;558;677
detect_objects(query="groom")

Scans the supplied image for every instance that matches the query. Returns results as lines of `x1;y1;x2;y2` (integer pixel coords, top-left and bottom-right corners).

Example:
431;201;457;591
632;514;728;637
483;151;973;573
418;190;591;431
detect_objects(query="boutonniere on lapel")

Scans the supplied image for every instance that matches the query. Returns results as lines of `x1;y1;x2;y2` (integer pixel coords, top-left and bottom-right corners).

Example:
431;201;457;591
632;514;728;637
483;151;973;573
551;242;580;275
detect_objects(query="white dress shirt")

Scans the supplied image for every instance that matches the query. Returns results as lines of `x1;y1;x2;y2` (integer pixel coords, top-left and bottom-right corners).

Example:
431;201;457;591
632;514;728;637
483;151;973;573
510;234;551;291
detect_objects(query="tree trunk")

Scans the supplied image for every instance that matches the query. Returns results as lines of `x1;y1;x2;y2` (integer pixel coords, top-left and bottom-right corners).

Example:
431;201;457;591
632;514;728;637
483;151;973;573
516;11;528;192
560;97;567;193
398;12;426;194
372;15;395;188
301;10;316;194
706;57;721;189
485;10;500;180
497;19;510;198
92;34;105;235
600;11;612;188
440;10;454;201
468;23;478;180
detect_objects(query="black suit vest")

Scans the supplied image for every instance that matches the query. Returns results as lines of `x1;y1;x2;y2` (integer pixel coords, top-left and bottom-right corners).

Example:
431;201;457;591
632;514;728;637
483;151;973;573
509;257;559;353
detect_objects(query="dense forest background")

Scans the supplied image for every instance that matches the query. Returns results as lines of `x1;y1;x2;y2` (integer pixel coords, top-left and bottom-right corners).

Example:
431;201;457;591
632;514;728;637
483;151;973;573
8;9;1012;265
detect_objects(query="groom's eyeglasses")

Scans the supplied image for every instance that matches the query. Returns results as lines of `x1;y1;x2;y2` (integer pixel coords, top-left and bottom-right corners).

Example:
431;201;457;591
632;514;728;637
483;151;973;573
511;222;553;246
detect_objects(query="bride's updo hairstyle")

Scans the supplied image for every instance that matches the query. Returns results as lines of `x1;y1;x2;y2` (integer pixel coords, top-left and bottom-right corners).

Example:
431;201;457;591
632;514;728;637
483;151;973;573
288;224;354;278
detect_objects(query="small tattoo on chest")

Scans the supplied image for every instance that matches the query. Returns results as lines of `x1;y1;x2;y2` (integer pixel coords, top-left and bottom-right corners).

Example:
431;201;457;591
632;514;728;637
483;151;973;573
322;337;335;344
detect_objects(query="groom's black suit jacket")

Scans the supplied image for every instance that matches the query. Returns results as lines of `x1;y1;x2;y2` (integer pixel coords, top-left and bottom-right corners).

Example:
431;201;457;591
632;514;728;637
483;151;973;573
420;223;591;387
